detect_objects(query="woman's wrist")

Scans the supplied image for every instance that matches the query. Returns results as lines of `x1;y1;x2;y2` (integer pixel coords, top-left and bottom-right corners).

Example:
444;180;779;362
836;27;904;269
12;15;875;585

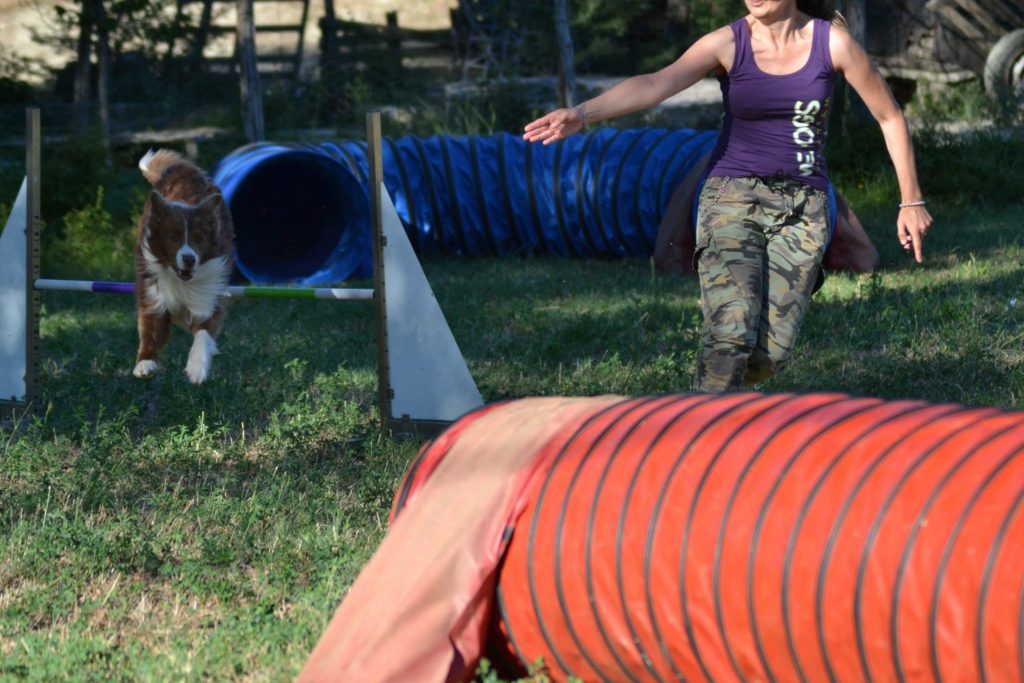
574;104;589;128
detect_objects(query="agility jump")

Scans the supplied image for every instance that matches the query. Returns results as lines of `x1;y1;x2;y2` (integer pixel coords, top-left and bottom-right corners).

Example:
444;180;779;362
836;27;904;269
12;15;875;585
0;109;483;435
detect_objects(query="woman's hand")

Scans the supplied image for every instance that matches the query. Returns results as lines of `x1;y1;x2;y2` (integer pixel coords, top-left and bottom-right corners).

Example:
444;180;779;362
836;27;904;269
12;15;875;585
523;106;585;145
897;205;933;263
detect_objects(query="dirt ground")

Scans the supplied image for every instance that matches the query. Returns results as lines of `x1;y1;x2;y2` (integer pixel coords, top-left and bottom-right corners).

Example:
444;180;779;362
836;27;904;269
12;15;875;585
0;0;457;81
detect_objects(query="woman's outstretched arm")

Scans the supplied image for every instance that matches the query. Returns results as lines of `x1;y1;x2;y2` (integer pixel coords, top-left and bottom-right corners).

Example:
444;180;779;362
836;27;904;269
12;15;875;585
523;26;733;145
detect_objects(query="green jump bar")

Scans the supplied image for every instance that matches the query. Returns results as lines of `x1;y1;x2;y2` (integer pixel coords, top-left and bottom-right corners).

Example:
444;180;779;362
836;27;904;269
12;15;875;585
226;286;374;300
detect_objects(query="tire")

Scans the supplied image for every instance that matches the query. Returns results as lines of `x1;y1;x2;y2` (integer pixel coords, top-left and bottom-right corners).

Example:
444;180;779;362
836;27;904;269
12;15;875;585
983;28;1024;100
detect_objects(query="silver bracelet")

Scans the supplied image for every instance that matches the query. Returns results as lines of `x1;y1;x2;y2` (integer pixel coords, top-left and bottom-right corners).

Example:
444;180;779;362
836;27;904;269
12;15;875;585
899;200;926;208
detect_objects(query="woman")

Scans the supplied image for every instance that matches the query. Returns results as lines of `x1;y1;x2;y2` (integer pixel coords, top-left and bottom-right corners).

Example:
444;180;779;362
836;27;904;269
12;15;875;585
524;0;933;393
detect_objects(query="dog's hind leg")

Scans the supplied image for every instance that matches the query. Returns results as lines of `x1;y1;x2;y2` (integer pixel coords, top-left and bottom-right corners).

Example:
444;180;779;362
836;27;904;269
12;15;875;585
134;311;172;378
185;311;224;384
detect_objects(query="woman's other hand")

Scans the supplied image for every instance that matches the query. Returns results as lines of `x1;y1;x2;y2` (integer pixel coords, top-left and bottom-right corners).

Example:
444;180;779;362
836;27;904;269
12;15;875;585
897;205;932;263
523;106;585;145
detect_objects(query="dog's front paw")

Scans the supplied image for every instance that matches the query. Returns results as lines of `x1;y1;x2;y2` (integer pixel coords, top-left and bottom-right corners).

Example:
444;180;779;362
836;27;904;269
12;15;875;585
133;359;159;378
185;359;209;384
185;330;217;384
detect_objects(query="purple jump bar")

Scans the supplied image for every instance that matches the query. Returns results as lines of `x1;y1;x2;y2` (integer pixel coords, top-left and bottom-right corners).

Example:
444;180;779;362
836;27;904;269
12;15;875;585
92;281;135;294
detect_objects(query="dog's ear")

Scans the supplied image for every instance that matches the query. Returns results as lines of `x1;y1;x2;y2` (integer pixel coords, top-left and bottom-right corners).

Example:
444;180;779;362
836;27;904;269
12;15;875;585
195;192;223;211
195;193;227;233
145;191;173;232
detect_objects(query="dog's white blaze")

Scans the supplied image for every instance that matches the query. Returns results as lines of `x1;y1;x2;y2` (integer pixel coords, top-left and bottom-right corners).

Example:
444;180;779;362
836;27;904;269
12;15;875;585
185;329;218;384
144;256;230;321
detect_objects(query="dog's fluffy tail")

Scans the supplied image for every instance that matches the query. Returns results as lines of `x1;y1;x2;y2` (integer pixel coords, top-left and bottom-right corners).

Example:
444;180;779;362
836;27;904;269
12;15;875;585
138;148;186;186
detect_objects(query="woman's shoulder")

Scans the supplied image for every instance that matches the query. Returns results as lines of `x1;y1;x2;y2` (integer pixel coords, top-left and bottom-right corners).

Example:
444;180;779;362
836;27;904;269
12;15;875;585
825;20;863;71
699;22;740;50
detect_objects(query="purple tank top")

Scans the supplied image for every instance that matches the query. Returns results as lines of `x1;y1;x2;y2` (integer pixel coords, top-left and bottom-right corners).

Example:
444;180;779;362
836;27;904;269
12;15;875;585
705;17;835;190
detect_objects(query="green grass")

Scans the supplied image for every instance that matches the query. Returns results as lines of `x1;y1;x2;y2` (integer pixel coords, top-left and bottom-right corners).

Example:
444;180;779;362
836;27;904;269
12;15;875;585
2;126;1024;680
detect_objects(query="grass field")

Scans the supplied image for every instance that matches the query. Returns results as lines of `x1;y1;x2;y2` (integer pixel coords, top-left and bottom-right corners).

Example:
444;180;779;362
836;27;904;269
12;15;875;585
1;125;1023;680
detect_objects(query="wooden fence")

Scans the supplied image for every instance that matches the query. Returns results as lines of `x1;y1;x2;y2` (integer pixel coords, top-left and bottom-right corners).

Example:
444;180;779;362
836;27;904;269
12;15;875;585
319;11;458;79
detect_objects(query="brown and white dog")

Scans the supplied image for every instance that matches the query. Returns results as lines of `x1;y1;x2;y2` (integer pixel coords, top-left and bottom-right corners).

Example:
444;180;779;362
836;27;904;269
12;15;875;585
133;149;234;384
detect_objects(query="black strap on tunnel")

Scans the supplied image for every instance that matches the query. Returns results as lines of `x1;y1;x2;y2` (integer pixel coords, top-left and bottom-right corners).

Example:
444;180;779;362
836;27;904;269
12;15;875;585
711;396;851;683
655;133;713;211
676;394;806;683
812;404;964;683
334;143;366;183
852;410;996;683
496;135;526;254
612;394;721;683
889;417;1023;682
581;395;700;680
976;488;1024;683
589;129;625;256
777;402;926;681
929;447;1024;683
469;136;499;256
626;130;684;253
504;397;634;676
626;129;675;254
637;393;770;682
551;139;581;257
411;136;445;252
439;136;470;255
383;137;420;252
608;132;650;257
744;398;884;680
574;131;606;256
524;142;550;255
551;396;666;683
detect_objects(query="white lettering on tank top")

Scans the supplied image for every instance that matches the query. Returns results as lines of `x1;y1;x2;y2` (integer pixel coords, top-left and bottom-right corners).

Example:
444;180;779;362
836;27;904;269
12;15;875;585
793;100;821;176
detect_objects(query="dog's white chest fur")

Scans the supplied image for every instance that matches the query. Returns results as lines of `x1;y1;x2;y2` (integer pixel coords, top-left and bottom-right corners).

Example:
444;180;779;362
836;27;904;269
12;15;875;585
143;249;230;325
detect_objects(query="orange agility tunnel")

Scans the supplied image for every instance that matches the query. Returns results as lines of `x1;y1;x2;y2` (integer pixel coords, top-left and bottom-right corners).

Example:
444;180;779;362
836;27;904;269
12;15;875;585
302;393;1024;683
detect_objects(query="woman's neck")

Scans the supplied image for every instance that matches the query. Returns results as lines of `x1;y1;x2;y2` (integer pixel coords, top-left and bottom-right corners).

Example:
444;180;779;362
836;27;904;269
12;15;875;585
747;10;810;47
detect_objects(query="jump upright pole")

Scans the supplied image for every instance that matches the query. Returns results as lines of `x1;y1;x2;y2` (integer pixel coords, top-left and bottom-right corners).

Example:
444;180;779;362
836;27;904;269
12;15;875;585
0;109;483;434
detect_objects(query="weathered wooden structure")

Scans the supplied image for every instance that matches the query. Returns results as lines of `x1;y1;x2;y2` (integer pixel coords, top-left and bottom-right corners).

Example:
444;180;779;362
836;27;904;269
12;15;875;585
176;0;311;78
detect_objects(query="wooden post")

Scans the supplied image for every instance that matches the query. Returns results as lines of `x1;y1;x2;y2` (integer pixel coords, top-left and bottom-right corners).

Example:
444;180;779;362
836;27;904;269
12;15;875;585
386;10;400;51
25;108;40;412
385;10;402;73
366;111;392;434
236;0;265;141
187;0;215;66
73;1;94;131
320;0;338;72
554;0;577;108
93;0;112;150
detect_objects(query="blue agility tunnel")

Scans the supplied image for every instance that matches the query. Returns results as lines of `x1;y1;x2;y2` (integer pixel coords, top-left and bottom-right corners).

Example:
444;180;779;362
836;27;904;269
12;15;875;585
212;129;720;285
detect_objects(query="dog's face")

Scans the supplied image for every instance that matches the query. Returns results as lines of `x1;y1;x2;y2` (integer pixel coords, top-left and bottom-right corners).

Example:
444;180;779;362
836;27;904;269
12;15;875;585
142;191;229;282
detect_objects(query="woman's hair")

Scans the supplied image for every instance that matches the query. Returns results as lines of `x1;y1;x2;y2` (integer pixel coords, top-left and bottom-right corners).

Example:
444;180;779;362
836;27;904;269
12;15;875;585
796;0;848;25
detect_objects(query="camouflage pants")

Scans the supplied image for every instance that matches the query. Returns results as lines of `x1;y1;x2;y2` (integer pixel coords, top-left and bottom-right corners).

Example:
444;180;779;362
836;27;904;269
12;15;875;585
692;175;829;393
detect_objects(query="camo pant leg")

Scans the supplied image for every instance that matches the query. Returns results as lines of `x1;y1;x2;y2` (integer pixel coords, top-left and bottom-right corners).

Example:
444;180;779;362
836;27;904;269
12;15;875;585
692;176;828;393
743;180;829;384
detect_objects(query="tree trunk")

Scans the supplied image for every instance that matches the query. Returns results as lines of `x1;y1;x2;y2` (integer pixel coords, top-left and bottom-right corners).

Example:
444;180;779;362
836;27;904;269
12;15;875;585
844;0;866;45
93;0;112;150
553;0;576;108
320;0;338;72
236;0;265;142
841;0;870;123
187;0;215;66
73;0;95;131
